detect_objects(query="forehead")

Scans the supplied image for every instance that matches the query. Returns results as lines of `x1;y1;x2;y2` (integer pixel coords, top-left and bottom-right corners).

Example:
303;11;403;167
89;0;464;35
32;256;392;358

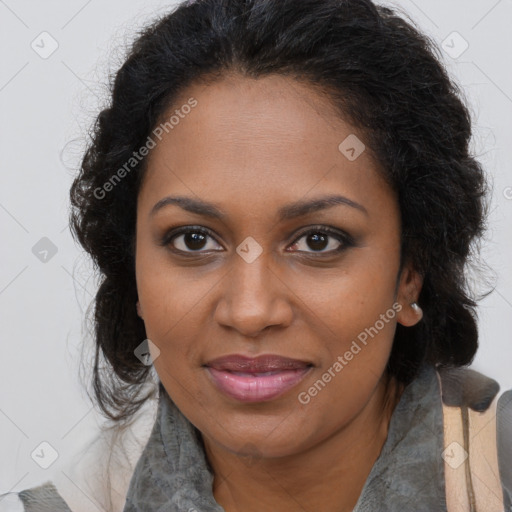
138;73;395;223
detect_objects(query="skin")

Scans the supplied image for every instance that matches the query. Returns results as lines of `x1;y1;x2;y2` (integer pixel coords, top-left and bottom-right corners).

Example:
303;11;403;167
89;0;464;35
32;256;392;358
135;73;423;512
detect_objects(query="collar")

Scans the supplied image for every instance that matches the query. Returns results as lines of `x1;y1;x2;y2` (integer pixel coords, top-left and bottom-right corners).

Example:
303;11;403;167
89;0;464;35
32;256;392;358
352;363;447;511
123;364;446;512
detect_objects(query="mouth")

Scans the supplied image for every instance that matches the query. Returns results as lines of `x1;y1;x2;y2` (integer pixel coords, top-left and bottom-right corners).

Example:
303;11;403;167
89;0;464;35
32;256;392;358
204;354;313;403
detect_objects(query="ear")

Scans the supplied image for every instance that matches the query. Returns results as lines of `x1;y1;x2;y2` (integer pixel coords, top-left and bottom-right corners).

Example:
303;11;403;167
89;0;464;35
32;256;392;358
136;301;144;319
395;262;424;327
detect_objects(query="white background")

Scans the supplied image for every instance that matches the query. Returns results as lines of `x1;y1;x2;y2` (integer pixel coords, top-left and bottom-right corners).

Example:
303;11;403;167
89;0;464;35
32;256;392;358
1;0;511;500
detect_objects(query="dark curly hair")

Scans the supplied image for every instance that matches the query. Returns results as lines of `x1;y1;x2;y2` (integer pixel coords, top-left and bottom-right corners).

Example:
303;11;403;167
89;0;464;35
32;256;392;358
70;0;489;424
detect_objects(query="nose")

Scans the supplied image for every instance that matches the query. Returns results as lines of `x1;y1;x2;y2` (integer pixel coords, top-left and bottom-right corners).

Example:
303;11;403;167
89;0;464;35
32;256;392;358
213;252;294;338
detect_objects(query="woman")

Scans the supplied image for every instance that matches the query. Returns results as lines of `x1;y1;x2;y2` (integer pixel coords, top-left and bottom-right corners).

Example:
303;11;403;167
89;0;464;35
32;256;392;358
2;0;511;511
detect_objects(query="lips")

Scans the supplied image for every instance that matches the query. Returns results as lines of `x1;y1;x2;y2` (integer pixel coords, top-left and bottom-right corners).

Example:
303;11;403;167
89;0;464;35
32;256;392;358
206;354;311;372
204;354;312;402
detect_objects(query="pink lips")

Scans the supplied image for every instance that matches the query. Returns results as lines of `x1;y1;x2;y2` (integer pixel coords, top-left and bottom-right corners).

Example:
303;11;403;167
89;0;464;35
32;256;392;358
205;354;312;402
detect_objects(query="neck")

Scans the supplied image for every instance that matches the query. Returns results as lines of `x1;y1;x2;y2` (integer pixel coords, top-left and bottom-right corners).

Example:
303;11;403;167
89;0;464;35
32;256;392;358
202;373;404;512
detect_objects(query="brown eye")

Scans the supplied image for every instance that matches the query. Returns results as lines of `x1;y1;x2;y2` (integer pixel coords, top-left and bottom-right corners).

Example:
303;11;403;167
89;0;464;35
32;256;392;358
164;227;223;253
180;232;208;250
287;226;353;255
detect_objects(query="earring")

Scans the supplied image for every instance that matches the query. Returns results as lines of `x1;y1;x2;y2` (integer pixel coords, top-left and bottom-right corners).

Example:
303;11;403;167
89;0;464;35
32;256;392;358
410;302;423;320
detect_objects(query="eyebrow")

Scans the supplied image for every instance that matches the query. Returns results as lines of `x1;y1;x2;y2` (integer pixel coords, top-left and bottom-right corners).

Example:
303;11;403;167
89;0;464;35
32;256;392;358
149;194;368;221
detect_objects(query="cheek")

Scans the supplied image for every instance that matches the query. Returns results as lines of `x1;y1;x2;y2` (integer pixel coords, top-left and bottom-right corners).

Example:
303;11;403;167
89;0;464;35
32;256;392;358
298;252;399;338
135;236;213;336
138;275;206;361
294;305;398;441
135;260;226;403
295;256;399;405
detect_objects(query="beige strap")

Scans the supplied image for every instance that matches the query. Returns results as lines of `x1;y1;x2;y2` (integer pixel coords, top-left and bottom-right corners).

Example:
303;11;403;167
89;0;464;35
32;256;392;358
443;396;504;511
468;398;504;511
443;402;471;511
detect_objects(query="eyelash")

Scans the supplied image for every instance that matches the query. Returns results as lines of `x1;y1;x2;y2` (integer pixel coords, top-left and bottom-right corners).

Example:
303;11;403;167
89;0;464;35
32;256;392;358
160;225;354;257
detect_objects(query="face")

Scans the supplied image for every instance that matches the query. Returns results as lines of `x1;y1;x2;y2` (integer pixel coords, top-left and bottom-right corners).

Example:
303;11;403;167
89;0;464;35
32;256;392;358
135;73;422;459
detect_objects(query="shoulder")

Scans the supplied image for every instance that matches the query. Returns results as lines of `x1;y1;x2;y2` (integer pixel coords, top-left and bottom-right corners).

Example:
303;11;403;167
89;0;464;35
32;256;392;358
0;492;24;512
437;365;500;411
0;482;71;512
436;365;512;511
1;396;158;512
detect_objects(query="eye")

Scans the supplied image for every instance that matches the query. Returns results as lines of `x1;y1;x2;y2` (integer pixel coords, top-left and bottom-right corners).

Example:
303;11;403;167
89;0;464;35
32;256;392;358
163;227;223;253
161;225;353;256
287;226;352;254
